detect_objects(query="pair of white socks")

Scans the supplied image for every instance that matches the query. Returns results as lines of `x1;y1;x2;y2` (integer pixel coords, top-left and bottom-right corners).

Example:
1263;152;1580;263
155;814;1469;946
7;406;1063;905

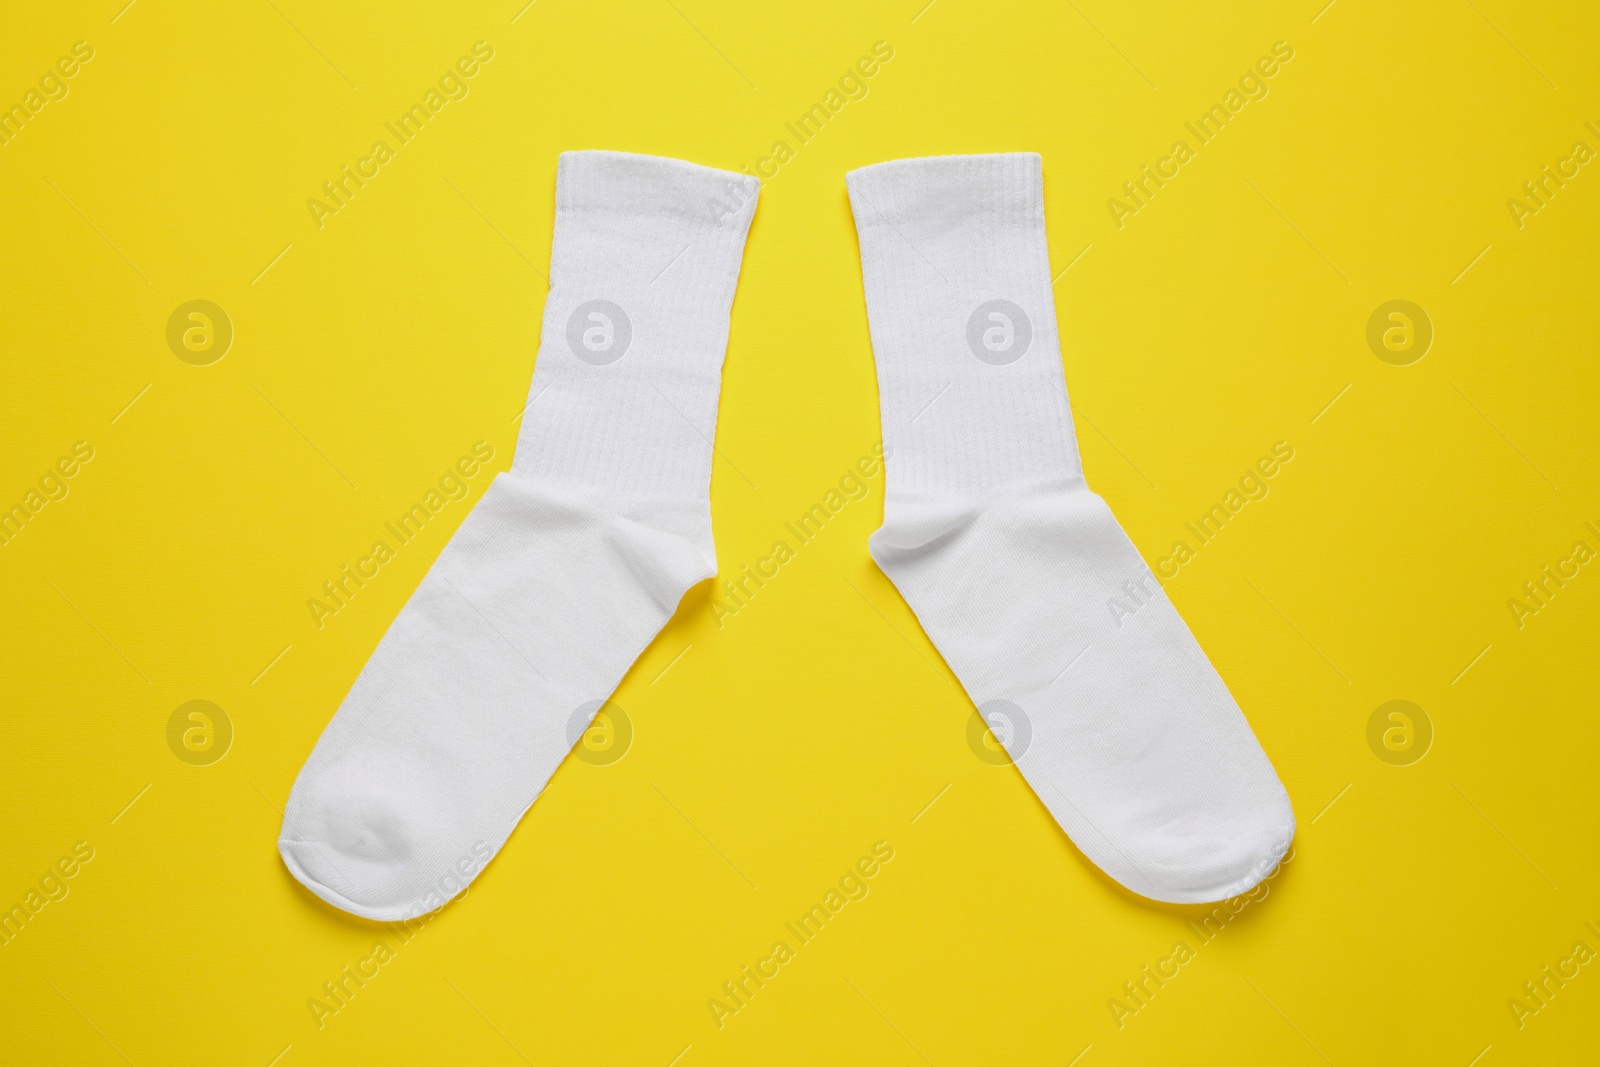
279;151;1293;921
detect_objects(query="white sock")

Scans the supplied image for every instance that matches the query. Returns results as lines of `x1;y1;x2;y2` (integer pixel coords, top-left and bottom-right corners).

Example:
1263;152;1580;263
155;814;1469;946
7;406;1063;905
280;151;759;920
846;153;1293;903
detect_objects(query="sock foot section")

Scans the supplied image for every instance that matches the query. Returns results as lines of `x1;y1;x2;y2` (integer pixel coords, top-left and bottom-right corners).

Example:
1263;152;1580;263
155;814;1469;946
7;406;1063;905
279;152;758;920
849;153;1294;904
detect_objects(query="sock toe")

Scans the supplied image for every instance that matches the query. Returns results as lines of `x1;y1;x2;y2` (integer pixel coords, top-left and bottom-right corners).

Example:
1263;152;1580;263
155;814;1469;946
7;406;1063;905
278;769;481;921
1103;798;1296;905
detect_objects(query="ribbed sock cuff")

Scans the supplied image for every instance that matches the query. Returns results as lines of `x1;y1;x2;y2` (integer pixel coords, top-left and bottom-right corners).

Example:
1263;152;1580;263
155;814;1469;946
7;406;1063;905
557;150;760;230
512;152;759;504
847;153;1081;500
847;152;1044;232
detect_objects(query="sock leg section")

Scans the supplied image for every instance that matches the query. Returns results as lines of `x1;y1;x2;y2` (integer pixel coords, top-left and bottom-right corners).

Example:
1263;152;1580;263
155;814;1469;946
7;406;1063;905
847;153;1293;904
279;152;758;920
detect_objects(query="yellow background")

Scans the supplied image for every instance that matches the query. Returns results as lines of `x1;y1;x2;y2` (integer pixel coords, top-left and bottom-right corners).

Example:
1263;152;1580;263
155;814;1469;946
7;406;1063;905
3;0;1598;1063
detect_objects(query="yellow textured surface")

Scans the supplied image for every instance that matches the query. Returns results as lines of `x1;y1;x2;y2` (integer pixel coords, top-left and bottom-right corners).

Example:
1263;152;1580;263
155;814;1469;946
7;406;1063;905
3;1;1598;1063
